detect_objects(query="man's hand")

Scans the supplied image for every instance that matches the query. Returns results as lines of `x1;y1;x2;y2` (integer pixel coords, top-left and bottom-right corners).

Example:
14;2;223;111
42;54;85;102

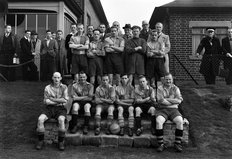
135;46;142;51
196;53;200;58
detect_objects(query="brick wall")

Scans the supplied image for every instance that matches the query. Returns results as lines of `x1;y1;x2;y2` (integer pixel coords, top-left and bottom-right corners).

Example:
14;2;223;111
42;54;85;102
167;11;232;81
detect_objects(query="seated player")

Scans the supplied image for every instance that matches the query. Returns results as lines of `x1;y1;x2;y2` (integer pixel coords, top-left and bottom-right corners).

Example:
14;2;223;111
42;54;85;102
156;73;184;152
69;71;94;134
94;74;116;135
134;75;156;136
35;72;69;151
115;74;135;136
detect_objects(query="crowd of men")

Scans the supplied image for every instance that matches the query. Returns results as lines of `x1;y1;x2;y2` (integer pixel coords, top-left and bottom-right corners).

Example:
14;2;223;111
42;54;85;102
0;21;185;153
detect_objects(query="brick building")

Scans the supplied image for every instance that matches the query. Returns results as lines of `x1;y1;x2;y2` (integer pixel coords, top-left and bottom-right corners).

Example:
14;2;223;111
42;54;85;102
149;0;232;81
4;0;108;39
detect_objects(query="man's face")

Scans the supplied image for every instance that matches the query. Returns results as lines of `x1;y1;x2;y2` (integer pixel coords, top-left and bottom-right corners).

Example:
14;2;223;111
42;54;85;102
5;26;11;33
102;76;109;86
164;75;173;87
46;32;52;39
156;23;163;33
52;73;62;84
228;29;232;38
113;22;120;29
93;30;100;41
121;75;129;85
111;28;118;37
142;23;149;30
25;31;31;39
52;33;56;39
124;28;132;36
150;31;158;41
88;26;94;34
79;73;87;83
139;77;147;88
99;24;106;33
132;28;140;38
57;31;63;39
31;35;38;40
207;30;215;38
77;25;84;34
71;25;77;33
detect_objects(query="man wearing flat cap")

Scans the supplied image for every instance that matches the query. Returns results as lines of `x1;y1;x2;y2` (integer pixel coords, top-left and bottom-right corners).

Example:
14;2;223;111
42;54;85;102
196;27;222;84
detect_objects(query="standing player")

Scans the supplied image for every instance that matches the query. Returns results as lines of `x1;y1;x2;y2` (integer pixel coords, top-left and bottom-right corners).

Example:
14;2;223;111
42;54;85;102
87;29;105;86
104;26;125;86
115;74;135;136
134;75;156;136
94;75;116;135
69;23;89;77
35;72;69;151
125;26;147;85
69;71;94;134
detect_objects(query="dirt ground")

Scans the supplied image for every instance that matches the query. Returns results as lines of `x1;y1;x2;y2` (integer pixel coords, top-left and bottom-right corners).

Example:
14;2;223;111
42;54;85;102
1;81;232;158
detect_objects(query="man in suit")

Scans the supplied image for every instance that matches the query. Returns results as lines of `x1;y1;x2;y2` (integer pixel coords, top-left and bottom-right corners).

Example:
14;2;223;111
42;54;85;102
56;30;67;76
99;23;107;42
31;31;41;80
20;30;38;81
40;30;58;81
140;20;151;41
155;22;171;74
222;28;232;85
0;24;19;81
65;23;77;75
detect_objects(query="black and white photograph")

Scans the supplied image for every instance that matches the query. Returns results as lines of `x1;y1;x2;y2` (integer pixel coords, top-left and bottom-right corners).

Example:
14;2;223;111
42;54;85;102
0;0;232;158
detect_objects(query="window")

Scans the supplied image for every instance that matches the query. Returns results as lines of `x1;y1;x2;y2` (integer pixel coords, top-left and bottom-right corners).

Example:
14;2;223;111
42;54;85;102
189;21;231;59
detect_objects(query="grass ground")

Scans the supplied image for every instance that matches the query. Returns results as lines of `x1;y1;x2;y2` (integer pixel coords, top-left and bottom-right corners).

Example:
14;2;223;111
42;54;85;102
0;81;232;158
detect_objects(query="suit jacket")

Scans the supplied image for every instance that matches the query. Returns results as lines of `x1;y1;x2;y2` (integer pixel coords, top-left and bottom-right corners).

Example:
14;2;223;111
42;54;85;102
65;33;73;59
56;38;67;74
31;39;41;71
157;33;171;54
40;38;58;58
20;37;33;61
222;36;232;69
0;33;20;54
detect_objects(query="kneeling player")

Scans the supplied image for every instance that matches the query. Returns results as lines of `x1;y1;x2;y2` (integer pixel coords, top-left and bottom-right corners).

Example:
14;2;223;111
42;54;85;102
156;73;184;152
69;71;94;134
36;72;69;151
134;75;156;136
115;74;135;136
94;74;116;135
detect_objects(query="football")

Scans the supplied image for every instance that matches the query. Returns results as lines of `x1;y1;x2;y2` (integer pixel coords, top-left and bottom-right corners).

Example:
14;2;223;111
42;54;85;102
109;122;120;135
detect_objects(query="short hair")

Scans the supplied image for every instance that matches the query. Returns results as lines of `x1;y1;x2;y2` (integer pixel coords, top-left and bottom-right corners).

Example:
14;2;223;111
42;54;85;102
4;24;11;28
79;71;86;75
25;30;31;33
87;25;94;28
120;74;128;78
71;23;77;26
99;23;106;27
93;29;101;33
110;26;118;31
132;25;141;31
77;23;84;27
164;73;173;79
102;74;109;78
138;75;146;80
155;22;163;27
57;30;63;33
46;30;51;33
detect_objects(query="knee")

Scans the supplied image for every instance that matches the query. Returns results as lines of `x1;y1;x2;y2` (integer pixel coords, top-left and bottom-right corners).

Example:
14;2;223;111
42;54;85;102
128;106;134;113
174;117;184;126
96;105;102;114
84;103;91;110
38;114;47;123
72;103;80;114
118;106;123;113
58;115;65;124
156;116;165;125
108;105;115;113
135;107;142;113
149;107;156;115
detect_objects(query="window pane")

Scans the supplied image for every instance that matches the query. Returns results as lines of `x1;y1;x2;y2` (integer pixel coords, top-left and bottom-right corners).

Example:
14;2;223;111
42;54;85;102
38;14;46;39
27;14;36;31
48;14;57;32
17;14;25;39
